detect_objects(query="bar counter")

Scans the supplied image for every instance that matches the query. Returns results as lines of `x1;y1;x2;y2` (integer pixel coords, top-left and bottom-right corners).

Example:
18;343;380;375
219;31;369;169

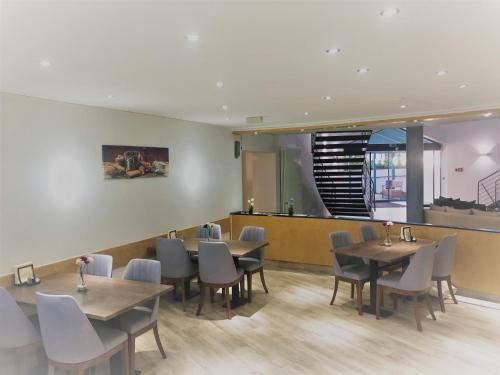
230;211;500;299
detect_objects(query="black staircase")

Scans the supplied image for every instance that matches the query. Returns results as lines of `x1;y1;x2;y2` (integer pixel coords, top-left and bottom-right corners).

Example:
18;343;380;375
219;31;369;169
477;169;500;206
312;130;375;217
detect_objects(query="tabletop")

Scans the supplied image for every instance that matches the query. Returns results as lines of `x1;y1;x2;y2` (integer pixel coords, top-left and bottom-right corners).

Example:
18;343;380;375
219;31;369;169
183;238;269;258
7;273;173;321
333;237;435;263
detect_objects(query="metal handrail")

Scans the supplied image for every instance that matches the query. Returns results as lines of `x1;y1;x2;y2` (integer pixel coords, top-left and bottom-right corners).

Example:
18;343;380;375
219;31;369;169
477;169;500;205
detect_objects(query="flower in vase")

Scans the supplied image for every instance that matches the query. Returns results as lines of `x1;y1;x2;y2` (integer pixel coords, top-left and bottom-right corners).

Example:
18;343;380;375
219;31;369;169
383;221;394;227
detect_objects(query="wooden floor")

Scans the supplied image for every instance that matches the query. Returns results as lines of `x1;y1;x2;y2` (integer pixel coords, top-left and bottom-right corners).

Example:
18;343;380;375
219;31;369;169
3;266;499;374
133;267;500;375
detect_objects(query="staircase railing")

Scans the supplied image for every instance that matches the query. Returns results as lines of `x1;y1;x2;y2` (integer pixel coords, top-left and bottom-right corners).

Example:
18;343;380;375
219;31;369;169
477;169;500;205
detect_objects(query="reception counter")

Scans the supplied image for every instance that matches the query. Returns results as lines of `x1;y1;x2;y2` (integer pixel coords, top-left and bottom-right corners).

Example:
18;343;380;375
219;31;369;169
230;212;500;300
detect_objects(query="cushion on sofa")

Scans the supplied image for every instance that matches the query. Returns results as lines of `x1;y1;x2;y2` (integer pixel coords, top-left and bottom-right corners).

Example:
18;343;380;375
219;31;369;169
472;209;500;217
430;204;447;212
446;206;473;215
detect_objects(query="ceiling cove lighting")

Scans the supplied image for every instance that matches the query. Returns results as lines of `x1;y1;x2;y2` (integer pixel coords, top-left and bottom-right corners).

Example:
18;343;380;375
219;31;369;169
437;70;448;76
326;48;341;55
216;81;224;88
40;59;51;67
459;84;468;89
221;104;228;110
380;8;400;17
357;67;370;74
482;112;493;118
186;34;200;42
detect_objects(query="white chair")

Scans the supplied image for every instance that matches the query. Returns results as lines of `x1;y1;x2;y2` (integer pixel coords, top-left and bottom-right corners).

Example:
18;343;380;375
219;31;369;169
376;245;437;331
238;226;269;302
84;254;113;278
35;292;129;375
197;241;244;320
112;259;166;372
432;234;458;312
329;231;370;315
0;287;42;374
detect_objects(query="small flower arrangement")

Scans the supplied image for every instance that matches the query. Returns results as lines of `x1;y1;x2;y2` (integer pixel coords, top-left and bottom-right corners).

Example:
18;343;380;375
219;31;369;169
382;221;394;246
247;198;255;214
202;222;215;239
286;198;295;216
76;255;94;291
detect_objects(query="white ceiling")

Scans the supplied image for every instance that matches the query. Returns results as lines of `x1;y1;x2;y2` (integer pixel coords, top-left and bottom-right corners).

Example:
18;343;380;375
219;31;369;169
1;0;500;128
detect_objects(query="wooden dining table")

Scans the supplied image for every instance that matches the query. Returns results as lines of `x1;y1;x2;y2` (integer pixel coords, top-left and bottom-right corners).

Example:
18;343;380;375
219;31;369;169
183;237;269;307
334;237;435;316
7;272;173;321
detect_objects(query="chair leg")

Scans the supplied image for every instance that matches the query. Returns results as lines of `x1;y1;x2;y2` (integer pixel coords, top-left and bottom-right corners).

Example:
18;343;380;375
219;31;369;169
356;281;363;315
129;336;136;374
437;280;446;312
121;341;130;375
197;285;205;316
47;363;55;375
153;323;167;359
380;289;384;307
247;272;253;303
181;279;187;312
424;294;436;321
210;287;215;303
392;294;398;310
412;295;423;332
376;286;382;319
225;287;232;320
259;268;269;293
330;278;339;305
447;276;458;304
14;350;21;375
240;277;245;299
350;283;354;299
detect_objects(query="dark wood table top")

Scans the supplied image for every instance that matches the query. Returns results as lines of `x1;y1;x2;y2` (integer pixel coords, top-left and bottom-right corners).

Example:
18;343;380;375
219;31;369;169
183;238;269;258
7;273;173;321
334;237;435;263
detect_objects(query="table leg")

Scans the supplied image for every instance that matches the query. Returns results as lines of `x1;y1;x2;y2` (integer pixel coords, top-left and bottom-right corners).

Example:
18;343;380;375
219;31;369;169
362;259;393;317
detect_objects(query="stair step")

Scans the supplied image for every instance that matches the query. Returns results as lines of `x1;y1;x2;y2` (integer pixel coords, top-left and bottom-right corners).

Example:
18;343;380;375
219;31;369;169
313;171;363;177
313;164;364;170
313;135;371;143
315;182;362;187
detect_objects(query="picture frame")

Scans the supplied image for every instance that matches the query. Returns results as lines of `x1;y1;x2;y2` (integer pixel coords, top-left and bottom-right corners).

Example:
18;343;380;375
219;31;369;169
402;226;413;242
168;230;177;239
14;262;40;286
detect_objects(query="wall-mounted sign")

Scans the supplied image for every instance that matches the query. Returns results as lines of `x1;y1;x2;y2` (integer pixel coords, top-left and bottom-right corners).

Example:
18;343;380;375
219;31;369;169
102;145;169;179
455;167;464;172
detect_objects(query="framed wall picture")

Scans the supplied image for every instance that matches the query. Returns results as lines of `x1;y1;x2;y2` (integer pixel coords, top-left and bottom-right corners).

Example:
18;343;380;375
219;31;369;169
402;226;413;242
102;145;169;179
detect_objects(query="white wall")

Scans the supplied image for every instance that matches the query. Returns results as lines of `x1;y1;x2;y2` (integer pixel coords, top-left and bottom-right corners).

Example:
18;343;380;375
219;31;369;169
0;93;242;274
424;118;500;202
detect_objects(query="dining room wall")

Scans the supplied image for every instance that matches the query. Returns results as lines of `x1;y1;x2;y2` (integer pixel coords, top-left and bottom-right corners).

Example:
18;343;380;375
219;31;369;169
0;93;242;275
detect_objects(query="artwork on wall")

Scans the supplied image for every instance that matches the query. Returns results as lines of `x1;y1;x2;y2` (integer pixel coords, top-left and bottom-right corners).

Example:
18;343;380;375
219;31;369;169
102;145;169;179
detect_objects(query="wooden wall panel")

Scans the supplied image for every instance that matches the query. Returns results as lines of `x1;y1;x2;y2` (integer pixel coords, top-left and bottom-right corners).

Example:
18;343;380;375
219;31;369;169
0;217;231;288
231;214;500;297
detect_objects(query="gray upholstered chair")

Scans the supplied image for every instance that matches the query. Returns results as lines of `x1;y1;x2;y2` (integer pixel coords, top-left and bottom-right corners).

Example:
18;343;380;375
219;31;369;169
196;241;244;319
156;238;197;311
84;254;113;278
113;259;166;372
196;224;222;240
35;292;129;375
376;244;437;331
0;287;42;374
238;226;268;302
329;231;370;315
432;234;458;312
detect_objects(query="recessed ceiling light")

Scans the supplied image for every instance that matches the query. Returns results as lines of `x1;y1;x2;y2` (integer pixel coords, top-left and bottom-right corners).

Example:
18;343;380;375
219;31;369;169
357;67;370;74
437;70;448;76
222;104;228;110
254;131;259;135
300;129;305;132
423;118;437;122
304;112;309;116
323;96;332;101
459;84;468;89
400;104;407;109
186;34;200;42
413;119;419;123
483;112;493;118
380;8;400;17
216;81;224;88
106;94;113;99
40;59;51;67
326;48;341;55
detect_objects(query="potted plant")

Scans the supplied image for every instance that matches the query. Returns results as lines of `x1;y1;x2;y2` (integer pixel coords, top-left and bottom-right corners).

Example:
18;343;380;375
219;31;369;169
247;198;255;215
76;255;94;291
286;198;295;216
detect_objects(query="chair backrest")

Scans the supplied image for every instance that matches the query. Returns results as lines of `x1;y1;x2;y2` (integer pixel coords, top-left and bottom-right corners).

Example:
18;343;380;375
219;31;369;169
35;292;105;364
196;224;222;240
359;225;378;242
198;241;238;284
432;234;458;278
398;245;437;291
0;287;40;349
329;231;363;276
239;226;265;260
84;254;113;278
156;238;195;279
123;259;161;320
